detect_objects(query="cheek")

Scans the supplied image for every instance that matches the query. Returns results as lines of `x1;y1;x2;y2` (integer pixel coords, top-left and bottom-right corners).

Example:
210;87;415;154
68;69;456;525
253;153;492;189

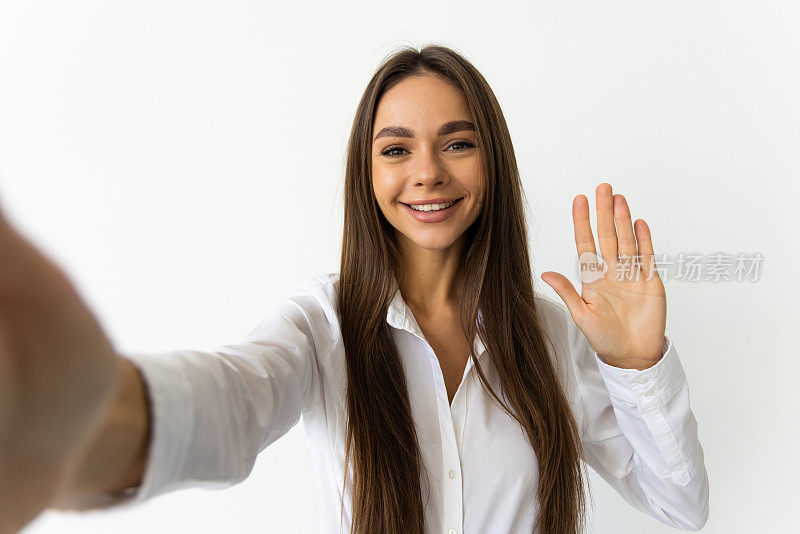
466;161;487;201
371;169;388;204
372;168;403;205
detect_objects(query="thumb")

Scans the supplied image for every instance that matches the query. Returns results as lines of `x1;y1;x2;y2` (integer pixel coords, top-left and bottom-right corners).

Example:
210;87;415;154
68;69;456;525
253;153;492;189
540;271;585;320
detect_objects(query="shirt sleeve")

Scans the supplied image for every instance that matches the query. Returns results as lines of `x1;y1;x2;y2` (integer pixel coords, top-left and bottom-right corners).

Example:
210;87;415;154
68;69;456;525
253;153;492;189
61;279;328;511
566;314;710;530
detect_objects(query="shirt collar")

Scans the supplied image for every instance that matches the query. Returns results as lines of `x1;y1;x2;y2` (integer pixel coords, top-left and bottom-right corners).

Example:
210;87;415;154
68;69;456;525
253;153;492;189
386;277;487;357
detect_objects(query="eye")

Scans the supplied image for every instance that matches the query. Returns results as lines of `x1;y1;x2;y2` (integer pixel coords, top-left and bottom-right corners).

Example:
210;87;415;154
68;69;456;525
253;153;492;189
380;145;408;158
446;140;476;152
380;141;476;158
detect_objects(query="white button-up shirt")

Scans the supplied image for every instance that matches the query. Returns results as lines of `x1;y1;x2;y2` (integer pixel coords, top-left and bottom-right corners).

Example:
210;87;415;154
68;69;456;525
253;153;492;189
73;272;709;532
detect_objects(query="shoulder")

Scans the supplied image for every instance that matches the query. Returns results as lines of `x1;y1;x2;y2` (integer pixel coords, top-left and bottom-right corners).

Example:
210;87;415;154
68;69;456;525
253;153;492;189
279;272;342;356
533;291;591;366
534;291;570;334
246;272;340;333
289;271;341;321
533;291;588;427
534;291;567;315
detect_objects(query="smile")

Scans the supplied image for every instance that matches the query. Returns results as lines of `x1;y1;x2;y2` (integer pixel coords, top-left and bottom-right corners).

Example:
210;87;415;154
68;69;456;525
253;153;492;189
400;197;464;223
408;200;458;212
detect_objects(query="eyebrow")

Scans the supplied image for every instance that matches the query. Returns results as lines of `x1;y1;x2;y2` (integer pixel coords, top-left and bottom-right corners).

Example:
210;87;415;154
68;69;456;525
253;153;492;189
373;120;476;141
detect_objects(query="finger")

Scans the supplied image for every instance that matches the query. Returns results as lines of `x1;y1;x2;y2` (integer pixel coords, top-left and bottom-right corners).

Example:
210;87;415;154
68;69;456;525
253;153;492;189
572;195;600;270
540;271;586;321
634;219;656;280
595;183;617;265
613;194;637;261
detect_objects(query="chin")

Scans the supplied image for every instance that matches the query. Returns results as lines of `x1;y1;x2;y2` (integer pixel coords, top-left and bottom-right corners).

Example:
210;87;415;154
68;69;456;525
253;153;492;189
406;233;461;251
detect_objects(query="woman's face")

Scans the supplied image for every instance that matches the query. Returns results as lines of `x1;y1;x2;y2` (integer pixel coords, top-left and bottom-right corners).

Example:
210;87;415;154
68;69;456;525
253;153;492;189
371;73;486;252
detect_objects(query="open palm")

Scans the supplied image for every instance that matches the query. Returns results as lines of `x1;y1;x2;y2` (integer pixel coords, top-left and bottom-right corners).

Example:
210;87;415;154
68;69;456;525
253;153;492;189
541;183;667;370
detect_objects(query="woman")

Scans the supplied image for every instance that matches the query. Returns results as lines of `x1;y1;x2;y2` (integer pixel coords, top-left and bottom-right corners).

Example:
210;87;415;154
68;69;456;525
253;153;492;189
0;45;708;533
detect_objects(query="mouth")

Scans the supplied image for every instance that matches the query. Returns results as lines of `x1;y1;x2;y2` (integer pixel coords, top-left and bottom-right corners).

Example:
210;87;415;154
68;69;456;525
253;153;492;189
399;197;465;223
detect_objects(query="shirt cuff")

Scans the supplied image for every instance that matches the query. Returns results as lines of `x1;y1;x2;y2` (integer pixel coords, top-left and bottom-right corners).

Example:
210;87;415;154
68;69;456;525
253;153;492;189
593;335;686;411
60;351;196;510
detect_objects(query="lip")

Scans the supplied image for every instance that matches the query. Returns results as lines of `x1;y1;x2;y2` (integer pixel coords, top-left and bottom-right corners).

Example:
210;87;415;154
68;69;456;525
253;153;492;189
400;197;464;223
403;197;463;206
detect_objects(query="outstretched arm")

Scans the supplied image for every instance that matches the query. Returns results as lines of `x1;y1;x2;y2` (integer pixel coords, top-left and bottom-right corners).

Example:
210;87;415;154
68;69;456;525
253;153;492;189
0;193;324;529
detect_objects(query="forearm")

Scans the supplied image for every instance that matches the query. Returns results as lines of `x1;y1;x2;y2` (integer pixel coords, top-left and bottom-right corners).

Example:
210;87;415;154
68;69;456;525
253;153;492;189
52;357;151;509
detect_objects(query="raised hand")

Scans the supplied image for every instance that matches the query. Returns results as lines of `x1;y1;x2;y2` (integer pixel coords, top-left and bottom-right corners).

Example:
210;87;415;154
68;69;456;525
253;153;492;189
0;198;126;531
540;183;667;370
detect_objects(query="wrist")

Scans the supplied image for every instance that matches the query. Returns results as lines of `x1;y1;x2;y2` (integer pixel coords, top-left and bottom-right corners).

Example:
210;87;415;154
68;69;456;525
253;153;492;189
599;354;662;370
53;358;149;507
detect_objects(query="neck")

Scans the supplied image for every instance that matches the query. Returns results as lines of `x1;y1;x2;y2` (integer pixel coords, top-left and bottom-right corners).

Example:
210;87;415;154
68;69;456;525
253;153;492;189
395;232;465;314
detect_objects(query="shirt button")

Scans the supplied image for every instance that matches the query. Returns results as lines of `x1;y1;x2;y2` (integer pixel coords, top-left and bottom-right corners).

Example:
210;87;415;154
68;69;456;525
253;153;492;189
448;529;458;534
644;389;656;397
633;375;650;384
449;470;456;479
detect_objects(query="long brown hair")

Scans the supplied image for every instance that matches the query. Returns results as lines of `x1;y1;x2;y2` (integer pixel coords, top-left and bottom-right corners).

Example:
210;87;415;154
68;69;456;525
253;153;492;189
338;43;589;534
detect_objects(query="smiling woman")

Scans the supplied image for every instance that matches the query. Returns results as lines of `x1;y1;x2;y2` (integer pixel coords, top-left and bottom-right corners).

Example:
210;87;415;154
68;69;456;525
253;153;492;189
371;76;485;249
0;43;708;534
339;46;591;534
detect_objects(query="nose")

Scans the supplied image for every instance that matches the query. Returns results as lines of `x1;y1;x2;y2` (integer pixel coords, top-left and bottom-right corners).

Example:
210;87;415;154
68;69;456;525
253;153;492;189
412;147;450;188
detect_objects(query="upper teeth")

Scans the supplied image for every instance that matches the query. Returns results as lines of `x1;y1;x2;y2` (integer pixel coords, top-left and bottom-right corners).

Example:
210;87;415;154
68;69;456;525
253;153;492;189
409;200;457;212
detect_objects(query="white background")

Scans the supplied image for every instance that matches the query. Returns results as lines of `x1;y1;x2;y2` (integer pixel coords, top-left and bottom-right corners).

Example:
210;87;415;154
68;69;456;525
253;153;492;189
1;1;797;533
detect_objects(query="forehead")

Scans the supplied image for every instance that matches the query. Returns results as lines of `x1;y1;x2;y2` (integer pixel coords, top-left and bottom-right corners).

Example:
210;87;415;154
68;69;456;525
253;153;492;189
373;74;472;130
